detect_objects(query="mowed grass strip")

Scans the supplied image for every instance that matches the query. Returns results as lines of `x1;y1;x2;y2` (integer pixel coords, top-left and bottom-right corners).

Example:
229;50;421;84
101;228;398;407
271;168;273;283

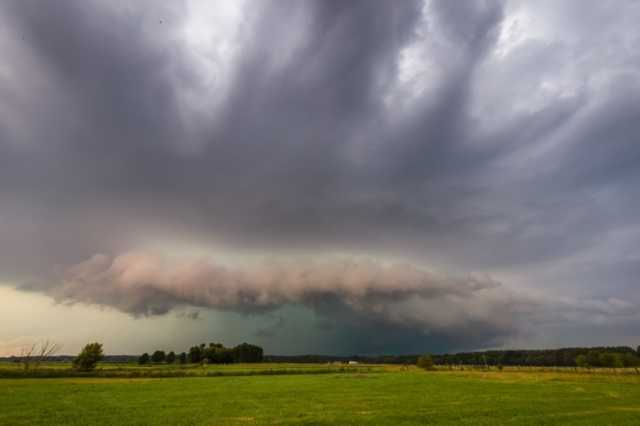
1;369;640;425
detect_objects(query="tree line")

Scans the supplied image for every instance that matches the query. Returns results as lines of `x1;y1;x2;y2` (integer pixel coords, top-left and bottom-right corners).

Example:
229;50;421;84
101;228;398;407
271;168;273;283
138;342;263;365
266;346;640;368
9;342;638;369
431;346;640;368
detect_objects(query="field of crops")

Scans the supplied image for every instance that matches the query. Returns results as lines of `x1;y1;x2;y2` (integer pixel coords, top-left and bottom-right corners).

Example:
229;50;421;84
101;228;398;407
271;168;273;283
2;363;640;425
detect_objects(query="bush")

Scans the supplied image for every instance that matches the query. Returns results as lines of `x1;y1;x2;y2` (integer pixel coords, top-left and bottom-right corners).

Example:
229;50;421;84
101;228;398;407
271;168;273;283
417;354;435;370
73;342;104;371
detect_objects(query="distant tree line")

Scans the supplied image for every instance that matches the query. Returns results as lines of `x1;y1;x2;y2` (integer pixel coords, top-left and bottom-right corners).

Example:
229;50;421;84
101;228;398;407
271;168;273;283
5;343;638;369
138;342;263;365
266;346;640;368
431;346;640;368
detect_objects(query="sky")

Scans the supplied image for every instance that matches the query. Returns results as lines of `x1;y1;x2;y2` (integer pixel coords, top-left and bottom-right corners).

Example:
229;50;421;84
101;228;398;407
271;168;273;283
1;0;640;356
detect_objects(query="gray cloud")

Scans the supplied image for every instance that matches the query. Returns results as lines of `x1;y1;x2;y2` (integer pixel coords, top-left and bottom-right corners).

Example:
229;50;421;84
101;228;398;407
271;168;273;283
1;0;640;352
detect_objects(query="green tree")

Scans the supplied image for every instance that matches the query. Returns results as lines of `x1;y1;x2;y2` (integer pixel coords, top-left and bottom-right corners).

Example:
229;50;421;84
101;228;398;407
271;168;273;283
203;343;226;364
138;352;150;365
231;343;263;363
586;351;601;367
575;354;589;368
417;354;435;370
598;352;622;368
178;352;187;364
73;342;104;371
188;345;204;364
151;350;166;363
612;353;624;368
166;351;176;364
623;353;640;367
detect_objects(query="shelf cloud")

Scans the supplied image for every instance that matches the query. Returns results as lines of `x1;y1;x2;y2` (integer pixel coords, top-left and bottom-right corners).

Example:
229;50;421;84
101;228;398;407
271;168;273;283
30;251;638;353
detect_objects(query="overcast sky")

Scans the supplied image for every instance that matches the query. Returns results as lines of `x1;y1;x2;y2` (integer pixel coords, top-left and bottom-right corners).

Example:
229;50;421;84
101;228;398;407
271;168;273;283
1;0;640;356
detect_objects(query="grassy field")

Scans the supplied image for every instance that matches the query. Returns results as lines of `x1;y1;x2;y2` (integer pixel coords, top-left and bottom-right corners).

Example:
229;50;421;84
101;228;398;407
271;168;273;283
1;364;640;425
0;361;383;378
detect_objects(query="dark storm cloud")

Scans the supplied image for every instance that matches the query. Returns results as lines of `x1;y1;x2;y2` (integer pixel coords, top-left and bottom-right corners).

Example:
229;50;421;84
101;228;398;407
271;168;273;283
2;0;640;352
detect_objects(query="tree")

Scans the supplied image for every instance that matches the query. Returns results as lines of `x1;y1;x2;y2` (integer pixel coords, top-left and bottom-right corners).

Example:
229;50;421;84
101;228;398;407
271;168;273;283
417;354;435;370
138;353;150;365
151;350;166;363
199;342;233;364
623;353;640;367
188;345;203;364
575;354;589;368
613;354;624;368
73;342;104;371
166;351;176;364
20;340;61;371
179;352;187;364
598;352;623;368
586;351;601;367
231;343;263;363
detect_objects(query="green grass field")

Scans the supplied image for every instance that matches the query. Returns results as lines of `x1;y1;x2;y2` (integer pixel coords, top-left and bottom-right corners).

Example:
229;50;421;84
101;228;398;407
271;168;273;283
1;364;640;425
0;361;383;379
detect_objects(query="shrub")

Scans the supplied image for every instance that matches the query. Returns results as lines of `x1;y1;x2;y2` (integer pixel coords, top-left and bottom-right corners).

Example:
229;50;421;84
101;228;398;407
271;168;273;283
417;354;435;370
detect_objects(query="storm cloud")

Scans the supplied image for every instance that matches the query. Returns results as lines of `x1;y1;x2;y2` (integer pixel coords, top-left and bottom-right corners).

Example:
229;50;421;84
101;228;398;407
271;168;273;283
1;0;640;353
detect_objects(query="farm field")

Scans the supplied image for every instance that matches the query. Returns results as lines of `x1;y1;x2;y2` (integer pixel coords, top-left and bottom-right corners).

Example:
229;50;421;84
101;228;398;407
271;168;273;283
1;365;640;425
